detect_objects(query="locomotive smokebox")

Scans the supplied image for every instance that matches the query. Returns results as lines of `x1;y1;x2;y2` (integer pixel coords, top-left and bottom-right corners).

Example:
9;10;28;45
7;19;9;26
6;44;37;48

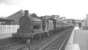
17;10;33;34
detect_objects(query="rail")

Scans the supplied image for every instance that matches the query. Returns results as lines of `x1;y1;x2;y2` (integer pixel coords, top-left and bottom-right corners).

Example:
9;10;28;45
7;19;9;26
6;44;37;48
0;39;27;50
0;43;28;50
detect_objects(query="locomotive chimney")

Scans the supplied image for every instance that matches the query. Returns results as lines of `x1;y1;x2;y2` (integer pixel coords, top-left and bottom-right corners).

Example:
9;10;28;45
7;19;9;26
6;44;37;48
24;10;29;16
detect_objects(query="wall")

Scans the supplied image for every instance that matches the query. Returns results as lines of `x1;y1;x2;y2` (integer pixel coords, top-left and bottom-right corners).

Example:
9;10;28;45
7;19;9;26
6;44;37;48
0;25;19;39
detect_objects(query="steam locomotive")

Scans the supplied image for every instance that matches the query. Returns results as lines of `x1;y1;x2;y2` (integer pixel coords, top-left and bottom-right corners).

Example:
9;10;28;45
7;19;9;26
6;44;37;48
12;10;73;41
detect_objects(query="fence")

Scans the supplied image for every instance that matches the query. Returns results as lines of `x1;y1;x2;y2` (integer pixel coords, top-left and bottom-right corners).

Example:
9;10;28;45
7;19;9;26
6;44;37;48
0;25;19;39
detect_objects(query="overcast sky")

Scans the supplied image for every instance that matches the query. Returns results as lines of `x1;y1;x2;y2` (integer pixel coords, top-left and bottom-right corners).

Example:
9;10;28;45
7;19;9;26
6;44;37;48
0;0;88;20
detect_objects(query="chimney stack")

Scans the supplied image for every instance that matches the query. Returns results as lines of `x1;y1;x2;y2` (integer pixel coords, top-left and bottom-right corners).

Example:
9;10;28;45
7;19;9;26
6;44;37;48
24;10;29;16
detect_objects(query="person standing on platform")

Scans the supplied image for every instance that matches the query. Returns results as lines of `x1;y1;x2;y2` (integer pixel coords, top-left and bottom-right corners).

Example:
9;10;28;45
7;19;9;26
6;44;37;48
79;22;82;28
46;19;49;31
42;18;46;32
53;19;57;30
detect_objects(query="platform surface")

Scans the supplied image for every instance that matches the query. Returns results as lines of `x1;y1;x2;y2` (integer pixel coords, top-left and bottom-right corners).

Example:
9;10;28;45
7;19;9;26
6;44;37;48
65;26;88;50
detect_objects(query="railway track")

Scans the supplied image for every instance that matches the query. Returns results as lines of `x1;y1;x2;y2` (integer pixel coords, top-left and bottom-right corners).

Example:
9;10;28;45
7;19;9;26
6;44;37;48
0;38;26;50
28;27;74;50
38;27;73;50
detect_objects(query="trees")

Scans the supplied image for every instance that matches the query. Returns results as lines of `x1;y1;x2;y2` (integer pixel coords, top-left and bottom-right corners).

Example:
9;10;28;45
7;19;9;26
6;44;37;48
31;13;38;18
